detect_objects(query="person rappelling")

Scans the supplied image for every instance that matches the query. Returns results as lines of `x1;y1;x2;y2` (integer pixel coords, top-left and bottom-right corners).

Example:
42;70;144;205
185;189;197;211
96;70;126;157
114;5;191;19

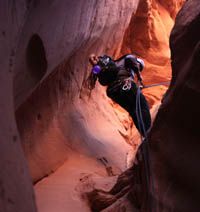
86;53;166;211
87;53;151;137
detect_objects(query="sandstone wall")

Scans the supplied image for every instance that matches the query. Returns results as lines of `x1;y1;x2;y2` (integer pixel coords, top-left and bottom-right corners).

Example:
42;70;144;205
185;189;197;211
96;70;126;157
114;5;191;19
148;0;200;210
121;0;185;106
0;0;190;211
15;0;140;183
1;1;140;210
0;1;37;211
14;0;140;108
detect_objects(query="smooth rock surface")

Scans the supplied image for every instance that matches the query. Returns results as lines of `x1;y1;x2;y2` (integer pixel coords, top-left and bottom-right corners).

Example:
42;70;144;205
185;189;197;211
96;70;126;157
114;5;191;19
0;1;37;212
147;0;200;211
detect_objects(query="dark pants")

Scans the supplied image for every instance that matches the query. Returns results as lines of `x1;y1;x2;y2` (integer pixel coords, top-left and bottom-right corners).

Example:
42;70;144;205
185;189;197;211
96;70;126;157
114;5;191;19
107;81;151;136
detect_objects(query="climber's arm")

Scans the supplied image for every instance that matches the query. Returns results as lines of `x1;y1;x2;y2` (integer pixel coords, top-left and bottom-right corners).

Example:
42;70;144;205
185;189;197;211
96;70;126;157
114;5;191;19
86;71;98;90
125;55;143;81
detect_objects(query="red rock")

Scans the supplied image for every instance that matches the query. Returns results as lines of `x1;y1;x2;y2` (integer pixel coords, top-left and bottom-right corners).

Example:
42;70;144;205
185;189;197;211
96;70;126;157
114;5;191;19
0;0;190;211
121;0;184;107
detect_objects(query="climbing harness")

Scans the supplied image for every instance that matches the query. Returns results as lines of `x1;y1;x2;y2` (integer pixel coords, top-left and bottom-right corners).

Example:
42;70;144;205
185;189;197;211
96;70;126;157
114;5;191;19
122;79;170;92
135;86;156;212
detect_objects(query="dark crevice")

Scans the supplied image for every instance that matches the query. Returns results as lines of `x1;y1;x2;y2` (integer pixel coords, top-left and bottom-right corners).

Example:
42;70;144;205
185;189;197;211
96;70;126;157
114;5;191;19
26;34;47;81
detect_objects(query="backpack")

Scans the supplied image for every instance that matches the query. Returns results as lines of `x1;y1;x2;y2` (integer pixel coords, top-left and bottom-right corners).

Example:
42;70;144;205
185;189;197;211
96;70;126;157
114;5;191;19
97;55;118;85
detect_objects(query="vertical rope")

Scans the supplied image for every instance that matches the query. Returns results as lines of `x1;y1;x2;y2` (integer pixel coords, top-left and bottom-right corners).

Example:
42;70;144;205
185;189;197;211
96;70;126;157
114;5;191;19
135;87;156;212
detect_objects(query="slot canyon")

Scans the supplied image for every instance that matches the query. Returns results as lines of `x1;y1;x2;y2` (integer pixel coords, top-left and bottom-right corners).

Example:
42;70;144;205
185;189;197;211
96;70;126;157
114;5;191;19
1;0;200;211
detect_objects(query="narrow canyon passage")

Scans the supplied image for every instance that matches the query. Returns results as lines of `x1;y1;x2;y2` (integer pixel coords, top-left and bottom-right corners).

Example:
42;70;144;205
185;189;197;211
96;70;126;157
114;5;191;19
3;0;200;212
22;1;182;211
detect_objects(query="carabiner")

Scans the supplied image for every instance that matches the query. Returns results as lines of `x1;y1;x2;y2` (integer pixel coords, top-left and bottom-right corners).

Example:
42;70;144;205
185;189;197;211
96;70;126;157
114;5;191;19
122;82;131;91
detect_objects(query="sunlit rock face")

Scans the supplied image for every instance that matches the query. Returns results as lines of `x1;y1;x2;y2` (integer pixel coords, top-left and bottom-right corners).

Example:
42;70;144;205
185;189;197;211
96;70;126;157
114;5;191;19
148;0;200;211
15;0;140;184
121;0;185;106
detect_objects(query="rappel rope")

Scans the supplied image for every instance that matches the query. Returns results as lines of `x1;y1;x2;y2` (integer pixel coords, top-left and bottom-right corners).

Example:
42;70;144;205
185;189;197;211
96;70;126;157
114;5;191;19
135;86;156;212
142;81;170;89
134;80;170;211
124;70;169;210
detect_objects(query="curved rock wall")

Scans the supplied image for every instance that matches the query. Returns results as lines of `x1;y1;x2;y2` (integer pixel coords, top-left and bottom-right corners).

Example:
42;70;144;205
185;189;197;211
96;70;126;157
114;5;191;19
13;1;141;211
121;0;185;106
1;1;139;211
15;0;139;183
0;1;37;211
14;0;139;108
148;0;200;211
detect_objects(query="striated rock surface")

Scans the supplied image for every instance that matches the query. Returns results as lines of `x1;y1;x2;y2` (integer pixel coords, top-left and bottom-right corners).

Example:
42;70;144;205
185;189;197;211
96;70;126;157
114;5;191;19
121;0;185;106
